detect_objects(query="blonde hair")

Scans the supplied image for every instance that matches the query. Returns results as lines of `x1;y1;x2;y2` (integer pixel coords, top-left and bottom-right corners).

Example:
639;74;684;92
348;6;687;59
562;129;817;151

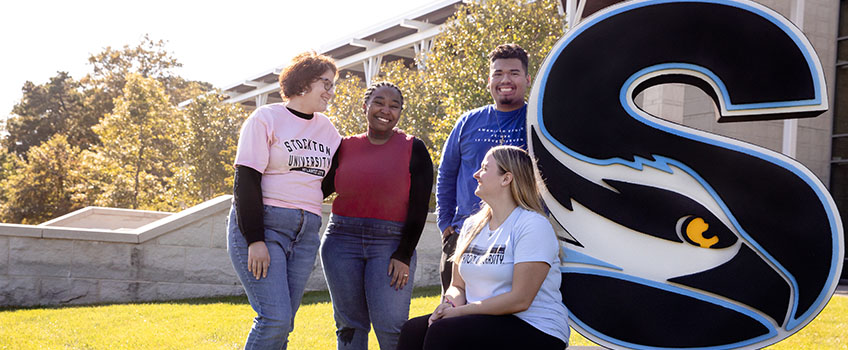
451;145;545;264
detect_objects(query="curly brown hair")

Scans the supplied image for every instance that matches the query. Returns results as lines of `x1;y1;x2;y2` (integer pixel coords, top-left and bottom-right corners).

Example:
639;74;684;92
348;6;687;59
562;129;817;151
278;51;337;99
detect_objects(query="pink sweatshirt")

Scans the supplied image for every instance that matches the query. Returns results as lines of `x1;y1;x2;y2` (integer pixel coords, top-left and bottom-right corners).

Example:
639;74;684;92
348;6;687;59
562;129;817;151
234;103;341;215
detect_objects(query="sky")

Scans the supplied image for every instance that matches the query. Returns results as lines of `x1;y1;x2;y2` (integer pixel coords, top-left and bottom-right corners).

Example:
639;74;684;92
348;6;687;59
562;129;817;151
0;0;437;123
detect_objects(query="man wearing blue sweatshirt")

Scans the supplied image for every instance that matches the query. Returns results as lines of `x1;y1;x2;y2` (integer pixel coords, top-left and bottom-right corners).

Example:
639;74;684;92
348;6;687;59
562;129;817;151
436;44;531;293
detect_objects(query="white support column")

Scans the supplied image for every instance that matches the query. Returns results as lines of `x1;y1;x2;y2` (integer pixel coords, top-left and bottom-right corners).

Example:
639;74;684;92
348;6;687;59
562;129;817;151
791;0;805;30
414;38;434;69
363;55;383;86
566;0;579;27
255;93;268;107
782;0;805;158
783;119;798;158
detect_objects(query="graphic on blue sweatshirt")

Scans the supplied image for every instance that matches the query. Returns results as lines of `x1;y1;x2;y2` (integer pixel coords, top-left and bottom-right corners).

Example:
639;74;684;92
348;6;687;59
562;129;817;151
436;104;528;233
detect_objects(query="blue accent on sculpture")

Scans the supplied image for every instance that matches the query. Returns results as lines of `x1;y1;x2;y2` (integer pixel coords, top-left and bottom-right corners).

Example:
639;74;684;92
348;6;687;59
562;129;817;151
560;247;623;271
532;0;838;332
562;268;778;350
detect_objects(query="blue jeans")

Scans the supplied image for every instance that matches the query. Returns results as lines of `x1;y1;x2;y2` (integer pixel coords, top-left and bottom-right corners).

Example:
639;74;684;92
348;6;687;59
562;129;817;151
227;205;322;350
320;214;417;350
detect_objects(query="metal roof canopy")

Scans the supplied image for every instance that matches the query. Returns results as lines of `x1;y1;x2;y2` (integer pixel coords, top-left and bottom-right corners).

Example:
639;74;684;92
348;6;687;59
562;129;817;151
221;0;465;108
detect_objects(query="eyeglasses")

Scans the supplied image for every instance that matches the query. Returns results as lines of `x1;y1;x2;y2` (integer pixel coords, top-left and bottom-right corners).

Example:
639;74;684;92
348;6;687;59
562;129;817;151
316;77;335;91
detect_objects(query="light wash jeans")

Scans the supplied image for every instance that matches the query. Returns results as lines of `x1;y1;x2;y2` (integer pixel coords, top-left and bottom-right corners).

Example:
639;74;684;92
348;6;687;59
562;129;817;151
227;205;321;350
320;214;417;350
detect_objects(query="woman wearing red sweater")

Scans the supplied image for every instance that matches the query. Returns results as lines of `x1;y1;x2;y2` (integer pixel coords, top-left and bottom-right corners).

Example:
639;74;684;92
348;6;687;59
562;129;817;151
321;81;433;350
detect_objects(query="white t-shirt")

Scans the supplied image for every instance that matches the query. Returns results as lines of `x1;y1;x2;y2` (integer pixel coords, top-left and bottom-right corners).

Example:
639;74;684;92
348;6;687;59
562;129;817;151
234;103;341;216
457;207;570;343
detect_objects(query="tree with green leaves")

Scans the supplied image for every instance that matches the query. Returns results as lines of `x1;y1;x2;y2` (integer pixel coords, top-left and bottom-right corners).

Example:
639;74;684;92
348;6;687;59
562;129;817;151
326;73;367;137
0;134;85;224
173;91;247;206
82;34;212;128
378;60;446;156
3;35;211;159
3;72;95;157
0;36;225;221
89;73;181;210
0;147;16;207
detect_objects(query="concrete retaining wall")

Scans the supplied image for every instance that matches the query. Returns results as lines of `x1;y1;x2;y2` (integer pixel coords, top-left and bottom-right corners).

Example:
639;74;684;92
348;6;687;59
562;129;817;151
0;196;443;307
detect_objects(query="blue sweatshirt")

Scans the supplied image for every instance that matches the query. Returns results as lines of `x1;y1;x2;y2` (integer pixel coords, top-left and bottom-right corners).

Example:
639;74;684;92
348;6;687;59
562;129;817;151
436;104;528;234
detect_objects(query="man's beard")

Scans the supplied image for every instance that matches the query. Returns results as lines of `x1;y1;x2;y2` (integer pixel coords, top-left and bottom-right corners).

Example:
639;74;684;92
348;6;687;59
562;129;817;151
498;97;518;106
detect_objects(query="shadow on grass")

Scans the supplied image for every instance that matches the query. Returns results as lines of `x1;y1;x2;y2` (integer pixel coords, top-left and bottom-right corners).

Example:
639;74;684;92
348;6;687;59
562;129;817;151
0;285;443;311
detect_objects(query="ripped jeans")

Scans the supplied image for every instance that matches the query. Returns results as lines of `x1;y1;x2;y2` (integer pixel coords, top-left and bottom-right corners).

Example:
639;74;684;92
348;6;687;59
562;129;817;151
227;205;321;350
320;214;417;350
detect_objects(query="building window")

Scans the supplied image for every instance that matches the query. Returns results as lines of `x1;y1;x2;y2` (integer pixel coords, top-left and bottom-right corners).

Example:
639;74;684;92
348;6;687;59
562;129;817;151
830;0;848;282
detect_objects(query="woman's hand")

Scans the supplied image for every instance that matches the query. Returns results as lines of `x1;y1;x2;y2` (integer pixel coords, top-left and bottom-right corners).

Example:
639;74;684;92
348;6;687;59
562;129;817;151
437;305;464;320
428;301;455;325
247;241;270;280
388;258;410;290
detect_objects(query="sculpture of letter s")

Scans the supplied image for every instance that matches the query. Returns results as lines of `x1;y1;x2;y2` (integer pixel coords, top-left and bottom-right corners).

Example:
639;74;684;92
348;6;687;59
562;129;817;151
527;0;844;348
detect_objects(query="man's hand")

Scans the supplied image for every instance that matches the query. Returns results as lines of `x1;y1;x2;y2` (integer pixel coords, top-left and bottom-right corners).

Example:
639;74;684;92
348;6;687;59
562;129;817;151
442;226;457;238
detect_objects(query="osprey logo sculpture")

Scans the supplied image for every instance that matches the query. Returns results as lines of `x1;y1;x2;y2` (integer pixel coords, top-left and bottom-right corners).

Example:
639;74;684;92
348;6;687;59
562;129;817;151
527;0;844;348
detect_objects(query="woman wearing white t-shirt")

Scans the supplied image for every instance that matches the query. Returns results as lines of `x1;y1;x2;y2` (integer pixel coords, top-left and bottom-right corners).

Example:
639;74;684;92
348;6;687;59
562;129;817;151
397;145;569;349
227;51;342;350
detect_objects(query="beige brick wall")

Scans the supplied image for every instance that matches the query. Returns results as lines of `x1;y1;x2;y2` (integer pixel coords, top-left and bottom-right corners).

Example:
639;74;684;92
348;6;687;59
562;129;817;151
0;196;443;307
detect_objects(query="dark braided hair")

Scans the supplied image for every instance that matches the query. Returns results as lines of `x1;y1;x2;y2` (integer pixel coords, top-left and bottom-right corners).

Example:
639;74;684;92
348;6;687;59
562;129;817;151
363;81;404;109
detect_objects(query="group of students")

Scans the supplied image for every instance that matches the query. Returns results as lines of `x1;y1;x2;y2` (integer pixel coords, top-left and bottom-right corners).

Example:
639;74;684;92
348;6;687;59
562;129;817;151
227;43;569;350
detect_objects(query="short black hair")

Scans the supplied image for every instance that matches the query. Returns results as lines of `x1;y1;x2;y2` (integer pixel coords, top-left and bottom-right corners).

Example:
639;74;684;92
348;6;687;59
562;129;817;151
488;43;529;74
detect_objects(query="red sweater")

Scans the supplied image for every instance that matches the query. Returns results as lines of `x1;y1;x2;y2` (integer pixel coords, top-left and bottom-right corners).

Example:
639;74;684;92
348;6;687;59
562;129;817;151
331;131;413;221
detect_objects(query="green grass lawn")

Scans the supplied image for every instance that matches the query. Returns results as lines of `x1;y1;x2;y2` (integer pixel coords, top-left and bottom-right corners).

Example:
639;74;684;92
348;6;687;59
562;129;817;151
0;286;845;349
